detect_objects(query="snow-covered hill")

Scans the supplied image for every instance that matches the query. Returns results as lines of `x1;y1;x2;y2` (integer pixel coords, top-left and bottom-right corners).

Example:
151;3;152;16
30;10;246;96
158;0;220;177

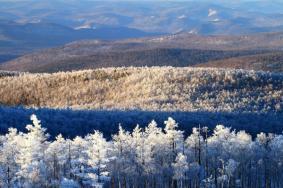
0;67;281;113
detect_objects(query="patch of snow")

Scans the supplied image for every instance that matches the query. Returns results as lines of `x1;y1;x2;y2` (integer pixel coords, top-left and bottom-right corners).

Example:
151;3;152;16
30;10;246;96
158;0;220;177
76;18;85;22
208;8;217;17
75;24;92;30
178;15;186;19
29;19;41;24
149;34;179;42
15;19;41;24
150;37;165;42
189;29;198;34
211;18;220;22
175;28;184;33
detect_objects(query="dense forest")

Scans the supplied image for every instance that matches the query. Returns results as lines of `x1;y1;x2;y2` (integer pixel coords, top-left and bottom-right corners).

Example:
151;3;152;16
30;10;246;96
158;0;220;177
196;52;283;73
0;67;282;113
0;106;282;139
2;30;283;73
1;115;283;188
0;47;268;73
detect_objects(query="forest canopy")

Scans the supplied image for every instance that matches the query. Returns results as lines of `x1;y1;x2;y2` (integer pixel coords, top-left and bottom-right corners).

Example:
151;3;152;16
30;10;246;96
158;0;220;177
0;115;282;187
0;67;282;113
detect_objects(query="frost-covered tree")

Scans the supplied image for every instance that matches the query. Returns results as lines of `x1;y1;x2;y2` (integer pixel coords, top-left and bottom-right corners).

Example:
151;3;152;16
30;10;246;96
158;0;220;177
69;136;88;183
0;116;283;187
164;117;184;186
186;127;204;165
172;153;189;188
0;67;281;113
60;178;80;188
130;125;147;186
16;114;49;187
164;117;184;160
185;127;205;187
255;132;275;188
143;120;167;187
45;134;68;185
84;131;110;186
0;128;23;187
110;125;133;188
207;125;235;187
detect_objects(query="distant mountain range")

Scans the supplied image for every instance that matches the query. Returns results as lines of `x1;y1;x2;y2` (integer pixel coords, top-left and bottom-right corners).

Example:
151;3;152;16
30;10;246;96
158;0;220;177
1;0;283;35
1;32;283;73
0;19;160;63
1;1;283;60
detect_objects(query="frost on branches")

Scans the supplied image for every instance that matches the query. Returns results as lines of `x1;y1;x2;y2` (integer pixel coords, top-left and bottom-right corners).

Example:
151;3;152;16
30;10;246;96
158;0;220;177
0;115;283;187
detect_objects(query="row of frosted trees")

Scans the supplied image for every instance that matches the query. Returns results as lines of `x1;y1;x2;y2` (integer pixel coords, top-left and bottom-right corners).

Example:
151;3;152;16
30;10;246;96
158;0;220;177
0;115;283;188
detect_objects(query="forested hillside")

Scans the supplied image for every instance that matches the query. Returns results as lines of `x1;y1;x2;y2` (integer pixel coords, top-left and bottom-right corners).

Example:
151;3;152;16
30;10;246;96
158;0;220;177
2;31;283;73
0;67;281;113
0;106;282;139
1;115;283;187
196;52;283;73
0;48;264;73
0;71;20;78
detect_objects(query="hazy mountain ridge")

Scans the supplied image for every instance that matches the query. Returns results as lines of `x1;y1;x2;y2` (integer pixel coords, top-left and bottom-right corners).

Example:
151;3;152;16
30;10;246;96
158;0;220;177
2;0;283;64
1;0;283;34
0;19;160;63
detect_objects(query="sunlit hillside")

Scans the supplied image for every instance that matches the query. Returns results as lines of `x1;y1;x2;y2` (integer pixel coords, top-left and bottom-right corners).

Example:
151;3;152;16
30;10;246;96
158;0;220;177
0;67;282;113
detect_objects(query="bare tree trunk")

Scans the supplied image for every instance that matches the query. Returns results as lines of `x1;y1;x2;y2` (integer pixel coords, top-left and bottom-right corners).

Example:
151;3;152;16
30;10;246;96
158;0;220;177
118;173;121;188
214;167;217;188
123;176;126;188
7;166;10;188
68;141;72;178
111;176;115;188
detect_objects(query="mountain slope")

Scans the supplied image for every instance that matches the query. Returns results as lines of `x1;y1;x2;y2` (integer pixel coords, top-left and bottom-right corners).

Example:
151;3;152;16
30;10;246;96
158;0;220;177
0;67;281;113
2;31;283;73
195;52;283;72
0;48;265;73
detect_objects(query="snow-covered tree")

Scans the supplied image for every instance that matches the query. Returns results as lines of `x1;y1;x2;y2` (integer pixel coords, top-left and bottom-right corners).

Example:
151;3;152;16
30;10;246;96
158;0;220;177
172;153;189;188
143;120;166;186
84;131;110;186
186;127;204;165
164;117;184;160
45;134;68;185
16;114;49;187
69;136;88;183
110;125;133;188
60;178;80;188
0;116;282;187
0;128;23;187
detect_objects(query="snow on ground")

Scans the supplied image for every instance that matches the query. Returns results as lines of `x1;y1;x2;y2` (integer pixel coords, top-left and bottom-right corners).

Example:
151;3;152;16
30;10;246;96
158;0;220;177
208;8;217;17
